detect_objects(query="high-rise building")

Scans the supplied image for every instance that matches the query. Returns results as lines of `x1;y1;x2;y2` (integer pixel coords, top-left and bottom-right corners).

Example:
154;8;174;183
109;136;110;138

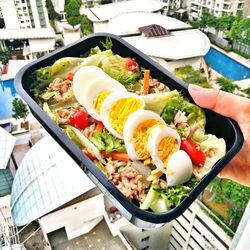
0;0;50;29
243;0;250;16
160;0;183;14
187;0;246;19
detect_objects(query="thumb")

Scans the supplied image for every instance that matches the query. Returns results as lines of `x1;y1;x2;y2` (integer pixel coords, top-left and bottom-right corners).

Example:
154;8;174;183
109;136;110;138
188;84;248;121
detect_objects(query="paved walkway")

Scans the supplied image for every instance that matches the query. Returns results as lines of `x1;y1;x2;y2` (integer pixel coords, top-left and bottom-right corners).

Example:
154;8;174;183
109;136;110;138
50;219;126;250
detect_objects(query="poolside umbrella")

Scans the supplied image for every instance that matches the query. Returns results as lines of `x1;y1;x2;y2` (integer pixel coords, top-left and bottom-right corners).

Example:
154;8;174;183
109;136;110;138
10;135;95;226
0;127;16;169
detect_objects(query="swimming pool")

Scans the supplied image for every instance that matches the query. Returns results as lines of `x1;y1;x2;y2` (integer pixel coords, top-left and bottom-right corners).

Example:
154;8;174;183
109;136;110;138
204;47;250;81
0;79;19;120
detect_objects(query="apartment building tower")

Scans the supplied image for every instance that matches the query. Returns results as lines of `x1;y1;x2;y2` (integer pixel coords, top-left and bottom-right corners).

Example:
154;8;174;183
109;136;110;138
188;0;246;19
0;0;50;29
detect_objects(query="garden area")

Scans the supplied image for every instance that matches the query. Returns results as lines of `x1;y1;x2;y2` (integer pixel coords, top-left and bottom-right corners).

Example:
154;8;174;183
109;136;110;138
200;178;250;235
174;65;250;98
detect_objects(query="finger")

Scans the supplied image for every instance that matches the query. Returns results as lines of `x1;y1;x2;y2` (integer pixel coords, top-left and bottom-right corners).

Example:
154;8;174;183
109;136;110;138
188;84;250;121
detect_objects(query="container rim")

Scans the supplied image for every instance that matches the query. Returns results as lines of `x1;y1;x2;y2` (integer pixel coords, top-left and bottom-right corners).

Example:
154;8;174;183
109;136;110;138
14;33;244;225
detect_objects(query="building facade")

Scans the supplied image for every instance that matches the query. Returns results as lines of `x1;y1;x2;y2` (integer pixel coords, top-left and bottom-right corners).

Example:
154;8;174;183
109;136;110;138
160;0;183;14
188;0;246;19
0;0;50;29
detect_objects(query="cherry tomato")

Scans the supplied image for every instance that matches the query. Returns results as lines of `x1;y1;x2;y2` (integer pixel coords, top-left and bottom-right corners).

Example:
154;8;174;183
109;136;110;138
125;57;139;73
180;139;206;167
82;148;96;161
66;72;74;81
68;111;89;130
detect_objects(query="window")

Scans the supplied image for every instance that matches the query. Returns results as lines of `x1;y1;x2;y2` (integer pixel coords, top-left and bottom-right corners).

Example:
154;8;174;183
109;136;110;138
23;6;27;10
26;20;29;22
216;3;219;7
21;20;24;23
208;1;211;4
21;0;25;3
24;13;28;16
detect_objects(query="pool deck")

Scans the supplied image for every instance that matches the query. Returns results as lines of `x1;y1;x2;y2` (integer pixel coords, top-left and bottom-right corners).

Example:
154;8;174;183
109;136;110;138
211;44;250;69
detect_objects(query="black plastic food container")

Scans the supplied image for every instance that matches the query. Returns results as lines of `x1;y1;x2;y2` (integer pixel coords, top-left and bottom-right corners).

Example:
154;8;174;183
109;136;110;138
14;33;244;228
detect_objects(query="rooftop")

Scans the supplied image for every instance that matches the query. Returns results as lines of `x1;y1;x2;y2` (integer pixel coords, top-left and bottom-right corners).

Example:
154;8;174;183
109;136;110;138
0;28;56;40
11;136;95;226
107;12;191;36
80;0;165;22
124;29;210;60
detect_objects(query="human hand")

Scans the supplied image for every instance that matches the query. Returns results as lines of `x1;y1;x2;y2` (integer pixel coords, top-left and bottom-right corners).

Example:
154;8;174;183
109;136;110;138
188;84;250;187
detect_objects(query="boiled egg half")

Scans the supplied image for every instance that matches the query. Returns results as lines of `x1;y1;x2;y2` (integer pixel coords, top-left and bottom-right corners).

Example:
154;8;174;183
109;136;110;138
73;66;126;120
123;110;166;160
148;125;181;172
100;92;145;139
166;150;193;186
73;66;108;104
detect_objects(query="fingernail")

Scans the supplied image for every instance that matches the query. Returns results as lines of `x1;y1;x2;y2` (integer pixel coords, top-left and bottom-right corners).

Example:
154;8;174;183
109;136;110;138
188;84;203;92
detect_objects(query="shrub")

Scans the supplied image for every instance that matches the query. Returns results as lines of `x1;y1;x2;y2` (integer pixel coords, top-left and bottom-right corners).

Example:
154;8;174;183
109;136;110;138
174;65;212;88
216;77;239;93
80;15;93;35
12;98;29;122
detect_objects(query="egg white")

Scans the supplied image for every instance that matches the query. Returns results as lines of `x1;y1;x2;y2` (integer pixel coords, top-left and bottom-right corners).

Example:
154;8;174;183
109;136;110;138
166;150;193;186
123;110;166;160
100;92;145;139
148;125;181;172
83;77;127;120
73;66;110;106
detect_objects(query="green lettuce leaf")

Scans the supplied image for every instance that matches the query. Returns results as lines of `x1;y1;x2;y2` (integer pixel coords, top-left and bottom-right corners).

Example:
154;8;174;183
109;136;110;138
141;90;180;115
101;55;140;85
140;184;191;212
161;95;205;126
89;129;126;153
81;49;113;67
64;125;85;149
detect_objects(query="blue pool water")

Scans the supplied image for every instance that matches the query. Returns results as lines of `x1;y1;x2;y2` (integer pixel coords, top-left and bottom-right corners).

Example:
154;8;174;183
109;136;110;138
0;79;19;120
204;47;250;81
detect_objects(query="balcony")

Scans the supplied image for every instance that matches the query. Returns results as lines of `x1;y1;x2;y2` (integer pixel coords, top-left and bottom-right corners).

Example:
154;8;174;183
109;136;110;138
223;5;231;10
191;0;203;6
191;6;200;11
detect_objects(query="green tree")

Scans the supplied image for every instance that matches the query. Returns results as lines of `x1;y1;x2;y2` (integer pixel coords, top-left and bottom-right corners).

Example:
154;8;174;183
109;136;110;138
80;15;93;35
0;50;11;65
199;10;217;30
46;0;59;20
228;15;250;45
0;18;5;29
12;98;29;122
65;0;82;26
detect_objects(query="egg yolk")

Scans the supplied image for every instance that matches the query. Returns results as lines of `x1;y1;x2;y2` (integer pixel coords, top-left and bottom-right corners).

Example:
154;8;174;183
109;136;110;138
134;119;162;159
109;97;143;135
158;136;178;167
93;90;112;114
